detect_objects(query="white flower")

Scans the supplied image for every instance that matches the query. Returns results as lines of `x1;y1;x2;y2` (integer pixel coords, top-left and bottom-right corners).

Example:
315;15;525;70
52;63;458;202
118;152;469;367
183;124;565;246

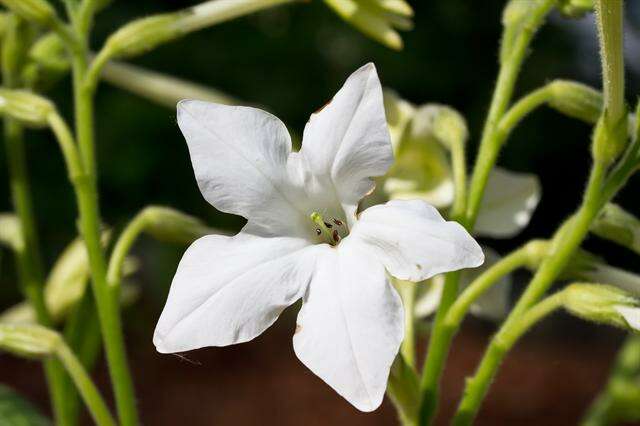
153;63;483;411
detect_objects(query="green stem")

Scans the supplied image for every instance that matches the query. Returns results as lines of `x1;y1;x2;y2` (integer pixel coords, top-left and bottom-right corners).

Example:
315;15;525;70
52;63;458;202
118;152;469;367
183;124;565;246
596;0;625;124
453;162;606;425
54;337;117;426
106;211;148;287
450;139;467;220
418;271;459;424
452;291;565;426
1;17;77;425
70;51;140;425
465;0;556;229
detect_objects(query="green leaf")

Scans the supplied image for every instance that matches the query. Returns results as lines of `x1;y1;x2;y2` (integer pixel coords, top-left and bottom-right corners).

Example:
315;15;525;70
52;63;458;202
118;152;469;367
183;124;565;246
0;384;50;426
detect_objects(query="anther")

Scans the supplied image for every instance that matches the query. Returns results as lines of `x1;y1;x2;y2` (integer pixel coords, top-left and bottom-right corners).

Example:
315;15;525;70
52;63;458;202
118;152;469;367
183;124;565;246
332;230;340;243
324;222;333;228
333;218;343;226
315;228;322;236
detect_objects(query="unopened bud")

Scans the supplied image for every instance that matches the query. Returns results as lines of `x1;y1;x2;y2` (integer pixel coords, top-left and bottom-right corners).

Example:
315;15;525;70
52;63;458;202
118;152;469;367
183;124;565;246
0;324;60;359
522;240;550;270
592;204;640;255
548;80;602;124
563;283;639;330
500;0;536;63
142;206;213;244
102;13;185;59
29;33;69;72
0;89;54;128
0;0;57;26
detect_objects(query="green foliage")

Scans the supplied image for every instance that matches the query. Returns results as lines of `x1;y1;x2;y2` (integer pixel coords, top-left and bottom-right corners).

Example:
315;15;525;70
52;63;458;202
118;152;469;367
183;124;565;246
0;385;50;426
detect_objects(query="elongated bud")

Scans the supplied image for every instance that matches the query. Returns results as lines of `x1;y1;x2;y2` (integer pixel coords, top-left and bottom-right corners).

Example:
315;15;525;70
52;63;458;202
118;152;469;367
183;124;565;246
522;240;550;270
0;324;60;359
563;283;640;330
0;0;57;27
101;14;185;59
323;0;409;50
0;214;24;252
592;203;640;255
548;80;603;123
592;109;628;165
0;89;54;128
29;33;69;72
500;0;536;63
142;206;213;244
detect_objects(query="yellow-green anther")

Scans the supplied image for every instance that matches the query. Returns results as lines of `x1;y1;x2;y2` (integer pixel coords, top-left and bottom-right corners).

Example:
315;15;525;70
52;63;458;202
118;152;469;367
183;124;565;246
548;80;603;123
310;212;338;245
0;88;54;128
0;0;57;27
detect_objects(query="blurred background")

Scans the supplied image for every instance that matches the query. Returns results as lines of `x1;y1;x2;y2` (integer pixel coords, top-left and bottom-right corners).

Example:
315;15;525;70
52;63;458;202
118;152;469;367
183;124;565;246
2;0;640;424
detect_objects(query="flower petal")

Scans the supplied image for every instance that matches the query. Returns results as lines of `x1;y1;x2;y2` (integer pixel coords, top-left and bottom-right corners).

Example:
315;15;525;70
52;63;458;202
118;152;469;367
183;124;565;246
299;63;393;223
293;239;403;411
177;101;308;237
154;233;317;353
474;168;541;238
352;199;484;282
615;305;640;331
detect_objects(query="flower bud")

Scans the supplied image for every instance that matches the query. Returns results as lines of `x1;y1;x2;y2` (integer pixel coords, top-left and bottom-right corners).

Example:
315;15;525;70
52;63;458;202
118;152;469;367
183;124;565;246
500;0;536;63
548;80;602;124
0;214;24;252
0;89;54;128
563;283;639;330
142;206;213;244
101;13;185;59
592;110;628;166
322;0;412;50
0;324;60;359
0;0;57;27
29;33;69;72
591;203;640;255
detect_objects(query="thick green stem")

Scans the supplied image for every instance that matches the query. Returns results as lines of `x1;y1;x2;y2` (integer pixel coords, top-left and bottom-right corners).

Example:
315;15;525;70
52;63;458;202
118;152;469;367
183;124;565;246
452;163;607;425
71;51;140;426
465;0;556;229
54;337;117;426
418;271;459;424
452;291;565;426
596;0;625;125
1;18;77;424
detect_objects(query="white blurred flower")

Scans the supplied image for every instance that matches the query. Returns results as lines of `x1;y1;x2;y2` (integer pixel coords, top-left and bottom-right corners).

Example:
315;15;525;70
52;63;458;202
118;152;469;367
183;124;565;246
154;64;483;411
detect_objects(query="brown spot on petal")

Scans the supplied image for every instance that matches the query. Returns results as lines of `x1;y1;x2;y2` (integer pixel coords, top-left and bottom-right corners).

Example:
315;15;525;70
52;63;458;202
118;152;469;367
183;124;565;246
314;98;333;114
295;324;302;334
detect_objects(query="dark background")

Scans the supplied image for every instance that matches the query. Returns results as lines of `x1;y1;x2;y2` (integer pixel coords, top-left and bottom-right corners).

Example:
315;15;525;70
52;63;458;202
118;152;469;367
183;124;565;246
2;0;640;424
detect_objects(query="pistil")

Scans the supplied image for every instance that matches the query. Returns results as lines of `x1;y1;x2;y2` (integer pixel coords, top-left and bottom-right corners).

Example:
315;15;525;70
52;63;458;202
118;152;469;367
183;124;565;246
310;212;342;245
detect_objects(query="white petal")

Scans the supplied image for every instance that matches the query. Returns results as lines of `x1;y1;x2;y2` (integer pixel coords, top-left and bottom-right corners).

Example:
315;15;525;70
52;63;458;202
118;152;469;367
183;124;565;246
177;101;308;237
474;168;541;238
293;240;403;411
154;233;317;353
352;199;484;282
299;63;393;223
615;305;640;331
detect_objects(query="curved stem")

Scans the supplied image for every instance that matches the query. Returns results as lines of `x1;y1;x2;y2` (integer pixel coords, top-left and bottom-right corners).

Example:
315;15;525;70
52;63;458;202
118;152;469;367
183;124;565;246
54;337;117;426
452;291;565;426
453;163;606;425
465;0;556;229
106;211;148;288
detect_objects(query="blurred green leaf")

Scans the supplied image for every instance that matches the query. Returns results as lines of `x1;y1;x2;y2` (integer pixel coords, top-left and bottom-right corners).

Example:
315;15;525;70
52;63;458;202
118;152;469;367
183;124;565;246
0;384;50;426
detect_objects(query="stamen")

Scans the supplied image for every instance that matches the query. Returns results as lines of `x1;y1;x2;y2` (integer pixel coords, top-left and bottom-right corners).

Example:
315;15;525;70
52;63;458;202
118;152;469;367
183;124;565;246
310;212;335;245
332;230;340;243
333;218;343;226
324;222;333;228
315;228;322;236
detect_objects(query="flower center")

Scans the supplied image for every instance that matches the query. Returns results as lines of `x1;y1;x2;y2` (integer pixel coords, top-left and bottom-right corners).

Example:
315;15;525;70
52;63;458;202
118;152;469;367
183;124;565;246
310;212;348;246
